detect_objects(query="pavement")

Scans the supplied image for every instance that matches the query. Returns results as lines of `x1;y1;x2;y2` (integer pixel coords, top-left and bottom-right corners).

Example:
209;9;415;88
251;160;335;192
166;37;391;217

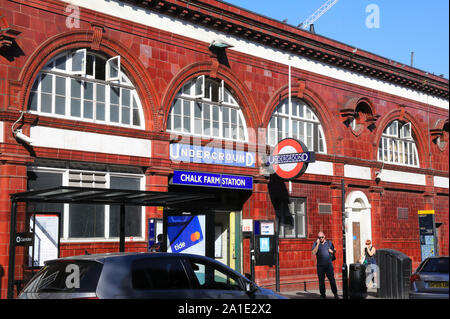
280;287;379;299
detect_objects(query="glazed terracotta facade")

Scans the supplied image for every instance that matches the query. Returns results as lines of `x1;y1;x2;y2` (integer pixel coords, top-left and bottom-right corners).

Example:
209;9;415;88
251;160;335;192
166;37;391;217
0;0;448;298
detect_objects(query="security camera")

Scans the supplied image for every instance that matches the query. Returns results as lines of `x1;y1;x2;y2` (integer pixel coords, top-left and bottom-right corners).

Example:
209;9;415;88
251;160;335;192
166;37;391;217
14;130;32;145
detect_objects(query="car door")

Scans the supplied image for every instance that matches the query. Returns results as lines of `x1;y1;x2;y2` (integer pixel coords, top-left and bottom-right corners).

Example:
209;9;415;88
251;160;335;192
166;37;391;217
183;257;251;299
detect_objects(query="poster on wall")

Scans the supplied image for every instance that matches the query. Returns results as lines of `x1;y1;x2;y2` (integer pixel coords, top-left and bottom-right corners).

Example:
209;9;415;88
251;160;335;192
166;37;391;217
167;215;205;256
29;214;60;267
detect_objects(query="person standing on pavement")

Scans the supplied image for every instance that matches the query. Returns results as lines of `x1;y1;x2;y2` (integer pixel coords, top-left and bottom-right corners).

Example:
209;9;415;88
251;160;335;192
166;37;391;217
360;239;378;288
312;231;339;299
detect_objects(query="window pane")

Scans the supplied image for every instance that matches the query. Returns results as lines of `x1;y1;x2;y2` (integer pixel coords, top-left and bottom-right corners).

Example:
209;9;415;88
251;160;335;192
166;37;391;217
194;102;202;135
174;115;181;131
110;86;119;105
204;104;211;136
86;55;94;77
84;100;93;119
28;92;38;111
132;98;141;126
109;176;141;237
69;204;104;238
84;82;93;100
55;76;65;95
72;50;85;73
110;105;119;123
71;98;81;117
41;93;52;113
55;56;66;71
122;106;130;124
71;79;81;98
55;96;66;115
223;108;230;138
110;87;120;123
212;106;219;136
96;84;105;102
41;74;52;93
132;258;190;290
122;89;130;106
189;260;241;291
96;102;105;121
27;171;64;223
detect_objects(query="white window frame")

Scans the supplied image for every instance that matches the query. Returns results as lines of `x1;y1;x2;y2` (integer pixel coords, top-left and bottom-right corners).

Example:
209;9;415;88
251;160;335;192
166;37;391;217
267;99;326;153
28;50;144;129
167;76;248;142
68;48;87;76
106;55;121;82
28;167;146;243
378;120;419;167
279;197;307;239
194;75;205;98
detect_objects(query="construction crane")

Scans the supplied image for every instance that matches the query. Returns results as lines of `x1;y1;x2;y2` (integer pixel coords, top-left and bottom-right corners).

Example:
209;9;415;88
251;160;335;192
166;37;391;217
298;0;339;30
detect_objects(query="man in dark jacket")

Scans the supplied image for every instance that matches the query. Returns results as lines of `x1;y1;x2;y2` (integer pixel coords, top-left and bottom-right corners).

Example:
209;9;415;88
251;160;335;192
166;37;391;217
312;231;339;299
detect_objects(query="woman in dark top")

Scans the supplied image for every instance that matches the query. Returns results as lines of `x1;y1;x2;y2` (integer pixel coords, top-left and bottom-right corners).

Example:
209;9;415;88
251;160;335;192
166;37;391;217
360;239;377;288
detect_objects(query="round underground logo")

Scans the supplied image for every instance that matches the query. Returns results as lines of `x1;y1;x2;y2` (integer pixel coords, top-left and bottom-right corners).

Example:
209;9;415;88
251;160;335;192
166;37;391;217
268;138;315;180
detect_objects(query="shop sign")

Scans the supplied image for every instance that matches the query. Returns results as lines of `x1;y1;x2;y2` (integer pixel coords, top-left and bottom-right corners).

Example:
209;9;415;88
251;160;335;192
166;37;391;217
266;138;315;180
170;143;255;168
172;170;253;190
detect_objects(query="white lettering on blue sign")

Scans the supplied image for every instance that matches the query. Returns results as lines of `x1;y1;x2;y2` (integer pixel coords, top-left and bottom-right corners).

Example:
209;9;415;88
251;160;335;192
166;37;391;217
172;171;253;190
170;144;255;168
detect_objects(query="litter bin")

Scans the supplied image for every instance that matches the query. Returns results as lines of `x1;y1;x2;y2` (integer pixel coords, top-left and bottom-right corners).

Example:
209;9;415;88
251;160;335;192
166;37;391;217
348;263;367;299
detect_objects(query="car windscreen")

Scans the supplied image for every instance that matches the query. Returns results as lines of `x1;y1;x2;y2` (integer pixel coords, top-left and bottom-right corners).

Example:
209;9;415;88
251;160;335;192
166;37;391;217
421;258;449;273
21;260;103;293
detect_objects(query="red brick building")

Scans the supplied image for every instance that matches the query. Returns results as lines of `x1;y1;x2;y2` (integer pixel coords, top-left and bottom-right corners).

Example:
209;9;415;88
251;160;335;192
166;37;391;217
0;0;448;298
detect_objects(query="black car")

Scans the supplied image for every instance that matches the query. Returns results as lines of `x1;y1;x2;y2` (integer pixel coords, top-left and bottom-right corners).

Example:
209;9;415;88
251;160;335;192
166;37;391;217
18;252;286;299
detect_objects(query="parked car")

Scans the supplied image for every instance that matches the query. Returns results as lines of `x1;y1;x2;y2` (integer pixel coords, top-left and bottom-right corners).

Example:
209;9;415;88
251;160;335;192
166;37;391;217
18;252;286;299
409;256;449;299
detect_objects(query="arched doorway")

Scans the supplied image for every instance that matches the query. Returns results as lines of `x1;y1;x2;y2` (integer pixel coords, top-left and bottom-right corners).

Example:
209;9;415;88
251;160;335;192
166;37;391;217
345;191;372;265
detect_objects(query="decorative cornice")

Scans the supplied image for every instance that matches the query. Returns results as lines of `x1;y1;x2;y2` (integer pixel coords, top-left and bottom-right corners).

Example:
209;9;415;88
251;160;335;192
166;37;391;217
120;0;449;99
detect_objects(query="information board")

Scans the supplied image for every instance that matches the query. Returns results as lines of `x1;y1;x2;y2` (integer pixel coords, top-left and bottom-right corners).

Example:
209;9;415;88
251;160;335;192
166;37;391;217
418;210;437;261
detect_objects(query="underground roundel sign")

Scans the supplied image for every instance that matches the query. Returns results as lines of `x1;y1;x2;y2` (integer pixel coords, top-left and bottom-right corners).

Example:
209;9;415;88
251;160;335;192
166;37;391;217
267;138;315;180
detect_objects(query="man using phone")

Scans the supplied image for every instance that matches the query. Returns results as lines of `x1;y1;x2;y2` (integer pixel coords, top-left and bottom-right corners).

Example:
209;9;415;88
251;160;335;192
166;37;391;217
312;231;339;299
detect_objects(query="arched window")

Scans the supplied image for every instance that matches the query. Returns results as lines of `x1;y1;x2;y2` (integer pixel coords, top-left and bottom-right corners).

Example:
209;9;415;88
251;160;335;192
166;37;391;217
167;76;248;142
378;120;419;166
267;98;326;153
28;49;144;128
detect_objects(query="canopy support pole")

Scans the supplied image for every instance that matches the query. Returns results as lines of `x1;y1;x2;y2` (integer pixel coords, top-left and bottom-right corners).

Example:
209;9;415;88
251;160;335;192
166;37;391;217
119;204;125;252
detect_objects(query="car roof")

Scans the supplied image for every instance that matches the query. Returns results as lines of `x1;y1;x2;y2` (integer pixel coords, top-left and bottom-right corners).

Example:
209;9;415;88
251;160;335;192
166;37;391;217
45;252;218;264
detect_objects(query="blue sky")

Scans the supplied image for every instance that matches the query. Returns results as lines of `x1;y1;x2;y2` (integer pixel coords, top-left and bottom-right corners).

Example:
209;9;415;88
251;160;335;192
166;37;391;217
223;0;449;79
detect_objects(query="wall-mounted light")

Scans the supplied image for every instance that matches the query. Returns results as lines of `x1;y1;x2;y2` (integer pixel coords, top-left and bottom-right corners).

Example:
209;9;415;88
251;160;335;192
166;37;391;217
209;39;234;49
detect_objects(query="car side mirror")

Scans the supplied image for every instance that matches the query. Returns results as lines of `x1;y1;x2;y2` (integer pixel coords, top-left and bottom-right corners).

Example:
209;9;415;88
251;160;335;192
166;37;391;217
245;281;258;294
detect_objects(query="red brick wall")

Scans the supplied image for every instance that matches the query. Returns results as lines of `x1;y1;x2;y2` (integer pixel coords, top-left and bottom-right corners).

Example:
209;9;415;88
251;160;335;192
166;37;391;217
0;0;448;297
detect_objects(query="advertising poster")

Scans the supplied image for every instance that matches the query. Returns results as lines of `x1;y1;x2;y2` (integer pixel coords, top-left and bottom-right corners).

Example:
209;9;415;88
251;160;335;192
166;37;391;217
167;215;205;256
29;214;60;267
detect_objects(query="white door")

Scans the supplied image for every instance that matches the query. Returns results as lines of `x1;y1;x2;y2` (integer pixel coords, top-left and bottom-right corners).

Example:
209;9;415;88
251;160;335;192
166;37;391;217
345;191;372;266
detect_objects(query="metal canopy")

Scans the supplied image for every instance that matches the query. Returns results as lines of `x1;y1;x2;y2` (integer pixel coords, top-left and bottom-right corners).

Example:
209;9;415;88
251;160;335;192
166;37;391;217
10;186;214;207
8;186;214;299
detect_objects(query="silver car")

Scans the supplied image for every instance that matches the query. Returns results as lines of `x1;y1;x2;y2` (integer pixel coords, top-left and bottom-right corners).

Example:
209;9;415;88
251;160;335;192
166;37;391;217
409;256;449;299
18;252;286;299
